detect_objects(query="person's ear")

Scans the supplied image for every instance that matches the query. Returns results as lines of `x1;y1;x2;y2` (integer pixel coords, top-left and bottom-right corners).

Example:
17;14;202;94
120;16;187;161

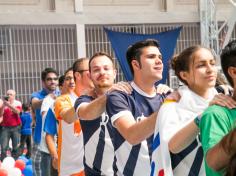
131;60;140;70
179;71;189;82
74;71;81;81
113;69;117;79
88;72;92;80
228;67;236;80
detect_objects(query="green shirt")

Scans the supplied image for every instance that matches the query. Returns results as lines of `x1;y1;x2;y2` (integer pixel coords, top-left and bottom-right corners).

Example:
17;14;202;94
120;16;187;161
200;105;236;176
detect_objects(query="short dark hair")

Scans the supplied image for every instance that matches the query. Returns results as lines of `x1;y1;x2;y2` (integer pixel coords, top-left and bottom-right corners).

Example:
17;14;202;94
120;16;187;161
64;67;73;76
22;102;30;112
41;67;59;81
72;58;89;73
58;75;65;87
89;52;115;72
126;39;160;75
221;40;236;87
72;58;89;81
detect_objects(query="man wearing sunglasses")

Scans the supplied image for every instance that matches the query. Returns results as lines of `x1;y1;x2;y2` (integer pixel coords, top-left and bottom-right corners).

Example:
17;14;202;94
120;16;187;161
31;67;59;176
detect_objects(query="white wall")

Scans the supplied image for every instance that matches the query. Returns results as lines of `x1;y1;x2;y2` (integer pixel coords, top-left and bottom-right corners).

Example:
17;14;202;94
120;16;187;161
0;0;233;24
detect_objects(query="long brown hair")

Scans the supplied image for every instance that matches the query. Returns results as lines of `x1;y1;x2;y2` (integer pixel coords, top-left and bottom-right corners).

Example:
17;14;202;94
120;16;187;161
171;45;212;85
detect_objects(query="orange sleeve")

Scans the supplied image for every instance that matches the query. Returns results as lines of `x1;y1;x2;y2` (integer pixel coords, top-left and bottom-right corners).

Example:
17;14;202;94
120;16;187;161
74;119;82;136
54;95;72;120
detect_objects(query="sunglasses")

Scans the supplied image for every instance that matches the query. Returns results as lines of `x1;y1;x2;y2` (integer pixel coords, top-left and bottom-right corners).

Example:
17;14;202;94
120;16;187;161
46;77;58;81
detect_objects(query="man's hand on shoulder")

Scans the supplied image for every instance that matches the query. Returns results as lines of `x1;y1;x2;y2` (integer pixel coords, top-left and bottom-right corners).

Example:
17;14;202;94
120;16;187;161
107;81;132;95
47;93;57;100
156;84;173;95
165;90;181;102
209;93;236;109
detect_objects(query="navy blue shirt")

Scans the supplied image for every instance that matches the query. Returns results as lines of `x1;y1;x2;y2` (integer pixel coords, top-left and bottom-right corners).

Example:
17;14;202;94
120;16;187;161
74;95;115;176
106;82;166;176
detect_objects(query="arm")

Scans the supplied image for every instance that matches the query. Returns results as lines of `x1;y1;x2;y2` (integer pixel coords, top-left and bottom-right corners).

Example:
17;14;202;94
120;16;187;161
169;120;199;153
76;82;132;121
4;101;21;115
45;134;58;158
44;108;58;169
45;134;58;169
206;128;236;171
106;91;159;145
54;95;76;124
59;107;75;124
151;98;189;153
169;94;236;154
155;100;195;153
76;95;106;120
114;111;158;145
31;108;36;127
31;97;43;110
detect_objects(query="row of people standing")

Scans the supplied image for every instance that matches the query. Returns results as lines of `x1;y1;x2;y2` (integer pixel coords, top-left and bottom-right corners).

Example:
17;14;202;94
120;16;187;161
56;41;172;176
30;40;171;176
30;58;94;175
30;38;236;176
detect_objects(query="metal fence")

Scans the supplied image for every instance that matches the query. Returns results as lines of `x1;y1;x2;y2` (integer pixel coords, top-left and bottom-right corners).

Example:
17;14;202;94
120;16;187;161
0;23;235;102
0;25;77;102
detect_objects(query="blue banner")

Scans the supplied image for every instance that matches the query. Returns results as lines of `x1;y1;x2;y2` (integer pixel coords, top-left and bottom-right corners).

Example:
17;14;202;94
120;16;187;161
104;27;182;84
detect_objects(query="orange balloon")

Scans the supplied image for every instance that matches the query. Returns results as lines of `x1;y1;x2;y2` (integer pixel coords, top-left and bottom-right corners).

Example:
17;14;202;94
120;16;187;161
0;169;8;176
15;159;26;171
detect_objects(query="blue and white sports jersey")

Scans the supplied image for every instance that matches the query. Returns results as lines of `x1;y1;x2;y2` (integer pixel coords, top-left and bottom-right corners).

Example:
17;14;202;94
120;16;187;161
106;82;166;176
44;107;57;136
74;95;115;176
31;88;60;144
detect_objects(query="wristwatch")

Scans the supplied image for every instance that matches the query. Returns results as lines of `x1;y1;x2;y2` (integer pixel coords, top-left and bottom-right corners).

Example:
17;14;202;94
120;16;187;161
194;115;201;127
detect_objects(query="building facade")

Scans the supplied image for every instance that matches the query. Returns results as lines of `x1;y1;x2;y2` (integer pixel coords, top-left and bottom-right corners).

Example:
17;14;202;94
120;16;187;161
0;0;235;101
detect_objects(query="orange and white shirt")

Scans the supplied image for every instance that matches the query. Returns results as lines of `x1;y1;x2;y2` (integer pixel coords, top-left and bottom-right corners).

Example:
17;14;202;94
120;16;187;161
54;92;84;176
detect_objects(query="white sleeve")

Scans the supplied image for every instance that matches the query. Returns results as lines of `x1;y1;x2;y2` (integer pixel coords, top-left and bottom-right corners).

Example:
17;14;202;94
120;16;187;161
152;102;178;176
75;102;89;119
157;102;181;143
41;96;54;114
111;110;133;127
41;99;48;114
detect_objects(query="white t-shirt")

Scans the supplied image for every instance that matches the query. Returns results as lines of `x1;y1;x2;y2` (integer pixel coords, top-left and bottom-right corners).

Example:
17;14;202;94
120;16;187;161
54;93;84;176
151;86;217;176
40;95;55;153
